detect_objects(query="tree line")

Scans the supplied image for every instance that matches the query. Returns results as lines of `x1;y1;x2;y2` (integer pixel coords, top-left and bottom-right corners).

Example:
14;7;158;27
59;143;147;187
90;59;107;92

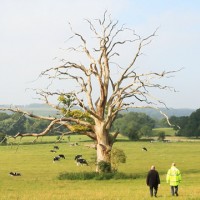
167;108;200;138
110;108;200;139
0;112;65;138
0;108;199;141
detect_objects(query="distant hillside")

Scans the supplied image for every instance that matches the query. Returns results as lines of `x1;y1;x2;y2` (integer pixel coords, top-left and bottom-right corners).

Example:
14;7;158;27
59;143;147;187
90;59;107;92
0;104;195;119
23;104;58;116
0;104;58;116
126;108;195;119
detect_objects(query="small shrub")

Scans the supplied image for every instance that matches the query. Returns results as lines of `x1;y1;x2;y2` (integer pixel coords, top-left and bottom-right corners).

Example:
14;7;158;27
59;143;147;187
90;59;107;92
111;148;126;171
98;161;111;173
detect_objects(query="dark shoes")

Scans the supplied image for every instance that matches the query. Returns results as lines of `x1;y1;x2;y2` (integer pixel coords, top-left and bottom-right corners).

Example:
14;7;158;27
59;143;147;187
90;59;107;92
172;193;178;196
150;194;157;197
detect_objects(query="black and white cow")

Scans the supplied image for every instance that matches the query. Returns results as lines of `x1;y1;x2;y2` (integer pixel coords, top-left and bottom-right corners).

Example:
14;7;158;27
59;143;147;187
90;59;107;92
74;155;88;166
53;154;66;163
76;158;88;166
53;156;61;162
54;146;59;150
10;172;21;176
142;147;148;151
58;154;65;159
74;154;82;160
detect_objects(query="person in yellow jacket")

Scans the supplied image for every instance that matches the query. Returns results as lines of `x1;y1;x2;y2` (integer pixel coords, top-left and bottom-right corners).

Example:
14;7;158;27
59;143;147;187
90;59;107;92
166;163;182;196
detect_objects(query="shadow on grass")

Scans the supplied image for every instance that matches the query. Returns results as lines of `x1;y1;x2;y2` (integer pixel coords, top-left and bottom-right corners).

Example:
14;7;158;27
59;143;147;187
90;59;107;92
115;138;153;142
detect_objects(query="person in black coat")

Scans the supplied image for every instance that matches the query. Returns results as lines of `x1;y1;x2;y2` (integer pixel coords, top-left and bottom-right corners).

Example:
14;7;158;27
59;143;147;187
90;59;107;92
146;165;160;197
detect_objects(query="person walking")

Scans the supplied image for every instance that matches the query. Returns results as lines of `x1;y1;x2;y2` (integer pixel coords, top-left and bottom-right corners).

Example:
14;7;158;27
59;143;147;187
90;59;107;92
166;163;182;196
146;165;160;197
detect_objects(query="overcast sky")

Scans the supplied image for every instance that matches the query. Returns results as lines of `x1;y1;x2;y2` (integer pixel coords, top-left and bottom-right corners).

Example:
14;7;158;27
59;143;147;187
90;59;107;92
0;0;200;109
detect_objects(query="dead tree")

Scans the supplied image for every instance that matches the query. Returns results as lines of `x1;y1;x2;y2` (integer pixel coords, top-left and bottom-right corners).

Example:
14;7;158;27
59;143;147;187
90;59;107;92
0;12;179;172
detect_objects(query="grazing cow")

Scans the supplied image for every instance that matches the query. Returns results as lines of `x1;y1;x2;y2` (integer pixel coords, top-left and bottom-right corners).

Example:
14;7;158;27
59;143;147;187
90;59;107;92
53;156;61;162
74;155;82;160
76;158;88;166
58;154;65;159
50;150;57;153
10;172;21;176
142;147;148;151
54;146;59;150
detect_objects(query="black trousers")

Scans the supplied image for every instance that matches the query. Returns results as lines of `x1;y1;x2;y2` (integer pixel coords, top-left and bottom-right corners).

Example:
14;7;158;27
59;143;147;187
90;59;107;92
171;186;178;196
149;185;158;197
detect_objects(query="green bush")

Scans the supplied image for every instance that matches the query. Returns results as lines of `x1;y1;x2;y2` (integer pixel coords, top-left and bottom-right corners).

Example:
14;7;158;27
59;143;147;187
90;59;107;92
58;172;143;180
98;161;111;173
111;148;126;172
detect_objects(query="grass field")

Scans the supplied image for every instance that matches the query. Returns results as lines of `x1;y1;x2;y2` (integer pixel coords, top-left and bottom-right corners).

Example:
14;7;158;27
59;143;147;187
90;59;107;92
152;127;176;136
0;135;200;200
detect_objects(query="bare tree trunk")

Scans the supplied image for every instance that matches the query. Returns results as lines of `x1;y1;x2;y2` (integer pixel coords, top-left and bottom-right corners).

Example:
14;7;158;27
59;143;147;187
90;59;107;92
94;121;112;172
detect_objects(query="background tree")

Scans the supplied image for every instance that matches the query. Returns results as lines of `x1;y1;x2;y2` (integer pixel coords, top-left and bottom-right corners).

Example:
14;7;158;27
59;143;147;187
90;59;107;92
112;112;155;140
0;132;7;145
0;113;26;136
0;12;178;172
168;115;188;136
0;113;61;136
158;118;171;128
175;108;200;138
0;113;10;121
140;125;153;138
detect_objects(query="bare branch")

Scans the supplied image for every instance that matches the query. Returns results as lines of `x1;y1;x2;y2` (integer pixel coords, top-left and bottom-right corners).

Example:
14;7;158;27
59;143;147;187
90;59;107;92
13;119;60;138
68;22;96;65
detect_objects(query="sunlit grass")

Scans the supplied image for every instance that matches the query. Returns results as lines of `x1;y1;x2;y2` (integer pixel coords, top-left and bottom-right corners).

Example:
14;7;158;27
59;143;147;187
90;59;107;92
0;135;200;199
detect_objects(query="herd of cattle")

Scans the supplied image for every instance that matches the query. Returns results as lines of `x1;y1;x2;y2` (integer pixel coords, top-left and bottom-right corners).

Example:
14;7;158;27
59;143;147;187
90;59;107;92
51;145;88;165
9;144;89;177
50;146;88;166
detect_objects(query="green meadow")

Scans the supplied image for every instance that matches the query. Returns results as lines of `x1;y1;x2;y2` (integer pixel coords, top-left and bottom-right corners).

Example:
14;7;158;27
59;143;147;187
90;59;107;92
152;127;176;136
0;135;200;200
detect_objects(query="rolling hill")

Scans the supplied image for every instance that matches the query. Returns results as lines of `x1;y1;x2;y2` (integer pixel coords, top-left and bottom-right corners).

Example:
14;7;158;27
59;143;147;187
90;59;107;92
0;103;195;119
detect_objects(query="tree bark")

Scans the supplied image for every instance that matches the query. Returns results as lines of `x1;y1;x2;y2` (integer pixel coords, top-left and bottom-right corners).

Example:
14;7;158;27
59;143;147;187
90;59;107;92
94;121;112;171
